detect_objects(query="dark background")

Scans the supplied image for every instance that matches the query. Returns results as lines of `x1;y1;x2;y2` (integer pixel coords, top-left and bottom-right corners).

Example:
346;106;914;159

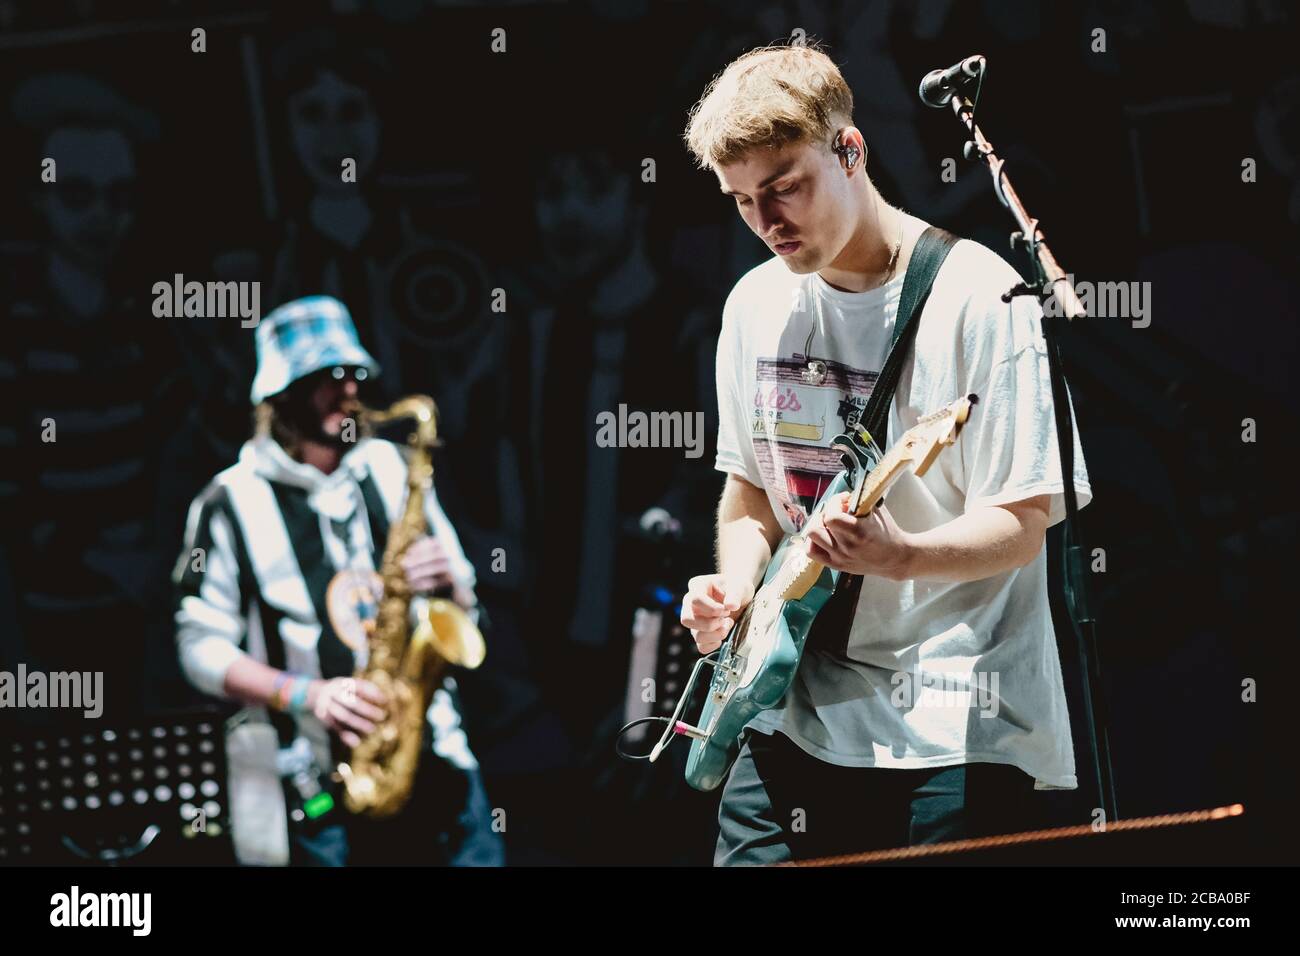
0;0;1295;866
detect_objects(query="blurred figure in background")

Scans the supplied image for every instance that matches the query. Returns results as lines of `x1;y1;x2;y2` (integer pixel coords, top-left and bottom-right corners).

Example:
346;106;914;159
483;139;721;863
1;74;191;716
173;296;503;866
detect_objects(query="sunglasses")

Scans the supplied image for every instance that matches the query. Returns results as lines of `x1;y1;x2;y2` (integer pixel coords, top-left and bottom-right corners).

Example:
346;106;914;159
327;365;368;383
289;365;369;395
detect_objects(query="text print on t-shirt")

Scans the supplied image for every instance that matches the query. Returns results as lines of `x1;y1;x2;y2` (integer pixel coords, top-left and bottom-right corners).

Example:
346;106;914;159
752;354;879;530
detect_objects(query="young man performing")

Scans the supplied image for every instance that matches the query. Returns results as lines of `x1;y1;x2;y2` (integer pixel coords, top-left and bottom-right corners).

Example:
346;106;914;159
681;44;1092;865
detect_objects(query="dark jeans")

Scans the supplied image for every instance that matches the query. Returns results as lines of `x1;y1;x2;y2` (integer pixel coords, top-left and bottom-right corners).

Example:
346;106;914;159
290;757;504;867
715;729;1046;866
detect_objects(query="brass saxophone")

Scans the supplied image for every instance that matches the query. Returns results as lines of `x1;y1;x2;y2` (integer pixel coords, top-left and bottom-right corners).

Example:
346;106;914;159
335;395;486;818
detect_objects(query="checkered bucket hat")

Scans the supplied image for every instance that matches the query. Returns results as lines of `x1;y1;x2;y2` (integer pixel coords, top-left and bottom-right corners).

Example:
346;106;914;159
250;296;380;404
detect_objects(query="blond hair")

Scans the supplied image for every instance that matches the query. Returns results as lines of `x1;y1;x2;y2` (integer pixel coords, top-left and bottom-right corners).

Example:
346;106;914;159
684;42;854;171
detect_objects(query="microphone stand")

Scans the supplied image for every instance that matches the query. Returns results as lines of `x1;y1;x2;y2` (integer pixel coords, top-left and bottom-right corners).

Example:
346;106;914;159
927;76;1118;824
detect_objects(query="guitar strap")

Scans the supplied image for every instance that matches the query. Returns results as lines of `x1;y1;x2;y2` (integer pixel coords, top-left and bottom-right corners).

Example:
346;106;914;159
809;225;960;655
863;225;960;446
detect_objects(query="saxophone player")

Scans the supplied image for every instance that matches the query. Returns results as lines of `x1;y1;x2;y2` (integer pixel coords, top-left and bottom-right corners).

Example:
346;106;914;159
173;295;503;866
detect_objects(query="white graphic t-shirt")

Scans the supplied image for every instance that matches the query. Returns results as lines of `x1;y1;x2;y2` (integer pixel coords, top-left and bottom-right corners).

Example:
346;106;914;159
715;213;1092;789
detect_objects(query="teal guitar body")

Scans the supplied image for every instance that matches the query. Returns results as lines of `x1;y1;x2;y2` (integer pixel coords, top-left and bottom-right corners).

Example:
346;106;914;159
683;466;853;792
678;396;976;792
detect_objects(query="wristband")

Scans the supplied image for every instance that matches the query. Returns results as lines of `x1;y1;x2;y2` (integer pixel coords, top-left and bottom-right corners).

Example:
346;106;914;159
270;672;292;712
287;677;311;714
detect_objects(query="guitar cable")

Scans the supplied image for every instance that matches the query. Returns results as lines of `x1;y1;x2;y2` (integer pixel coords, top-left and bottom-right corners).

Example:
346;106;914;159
614;718;671;761
615;650;719;761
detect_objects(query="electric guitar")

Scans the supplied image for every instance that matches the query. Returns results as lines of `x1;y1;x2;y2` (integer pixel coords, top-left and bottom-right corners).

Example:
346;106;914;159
657;395;977;791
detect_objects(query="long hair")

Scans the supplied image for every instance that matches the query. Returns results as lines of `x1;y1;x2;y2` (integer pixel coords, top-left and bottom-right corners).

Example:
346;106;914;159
252;393;372;460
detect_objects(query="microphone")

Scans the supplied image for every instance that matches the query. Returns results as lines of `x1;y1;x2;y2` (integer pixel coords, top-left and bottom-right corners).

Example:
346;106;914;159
638;507;682;543
918;55;986;108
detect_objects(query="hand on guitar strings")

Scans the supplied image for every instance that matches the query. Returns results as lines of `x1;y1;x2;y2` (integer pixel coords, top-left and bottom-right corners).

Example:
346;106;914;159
803;493;915;582
680;573;757;654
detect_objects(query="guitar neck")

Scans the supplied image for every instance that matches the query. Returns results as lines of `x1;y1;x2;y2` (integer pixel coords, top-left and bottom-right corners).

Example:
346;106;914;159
770;448;912;603
765;396;973;605
849;444;910;517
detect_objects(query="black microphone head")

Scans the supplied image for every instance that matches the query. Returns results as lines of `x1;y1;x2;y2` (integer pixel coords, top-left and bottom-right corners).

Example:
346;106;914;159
919;55;987;108
918;69;950;109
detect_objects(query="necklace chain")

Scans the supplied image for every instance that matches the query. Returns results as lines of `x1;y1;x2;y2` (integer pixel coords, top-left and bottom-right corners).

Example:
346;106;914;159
878;216;902;288
801;213;904;385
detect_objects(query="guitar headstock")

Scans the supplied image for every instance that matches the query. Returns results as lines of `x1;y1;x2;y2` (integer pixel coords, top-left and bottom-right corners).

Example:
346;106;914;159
896;394;978;477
